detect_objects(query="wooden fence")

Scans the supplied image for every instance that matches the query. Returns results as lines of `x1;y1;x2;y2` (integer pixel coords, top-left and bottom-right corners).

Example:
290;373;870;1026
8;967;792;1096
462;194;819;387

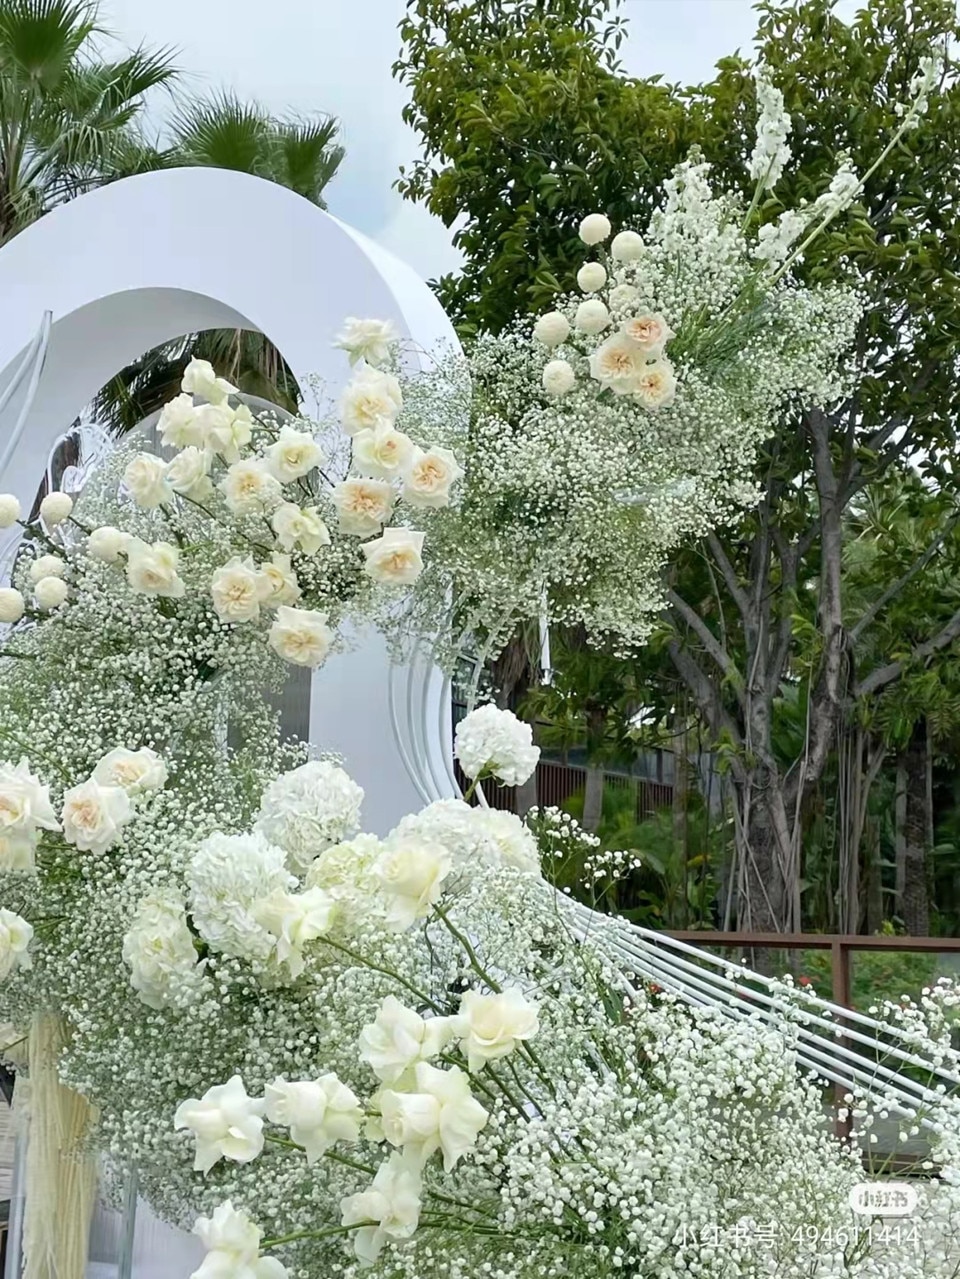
453;758;673;818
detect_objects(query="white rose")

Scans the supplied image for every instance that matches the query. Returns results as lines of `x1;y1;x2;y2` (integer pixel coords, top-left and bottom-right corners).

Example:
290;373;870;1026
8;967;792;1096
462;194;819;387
270;502;330;555
574;299;611;335
220;459;283;516
125;539;185;598
451;987;539;1073
181;357;237;405
122;891;204;1010
167;446;214;501
334;317;398;368
0;588;23;623
191;1201;288;1279
542;359;576;397
61;779;132;855
211;556;268;623
340;1153;422;1268
362;528;424;585
588;333;648;395
338;365;403;436
93;746;167;794
258;553;301;608
454;704;540;786
402;446;463;510
608;282;640;312
123;453;172;509
33;576;68;611
634;358;678;410
352;425;415;480
197;402;253;464
576;261;607;293
611;229;644;261
532;311;571;348
39;491;73;526
255;886;336;978
578;212;612;245
0;758;60;838
28;554;64;583
0;495;21;528
621;312;675;355
376;841;451;932
174;1075;265;1173
268;606;334;668
331;478;394;537
265;424;325;482
380;1062;488;1171
0;909;33;981
359;996;456;1085
264;1074;362;1163
88;526;125;564
158;392;203;449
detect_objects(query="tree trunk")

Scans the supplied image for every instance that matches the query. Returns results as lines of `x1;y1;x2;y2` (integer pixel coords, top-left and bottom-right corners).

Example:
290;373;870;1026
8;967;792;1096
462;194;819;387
737;779;790;934
865;817;884;934
582;766;604;833
898;720;931;935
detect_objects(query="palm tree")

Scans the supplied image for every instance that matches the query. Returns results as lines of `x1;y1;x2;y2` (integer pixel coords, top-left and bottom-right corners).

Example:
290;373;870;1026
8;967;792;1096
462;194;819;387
94;93;346;430
0;0;176;242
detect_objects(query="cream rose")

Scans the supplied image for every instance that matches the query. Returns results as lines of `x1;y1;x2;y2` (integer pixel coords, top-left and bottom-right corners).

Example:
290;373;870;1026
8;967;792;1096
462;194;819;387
256;886;336;978
197;402;253;463
258;553;301;608
93;747;167;794
362;528;424;585
376;840;451;932
402;447;463;510
0;758;60;838
123;453;172;509
174;1075;265;1173
334;317;398;367
532;311;571;348
167;446;214;501
338;366;403;436
61;779;133;855
181;357;237;405
634;358;678;410
158;392;203;448
352;425;415;480
359;996;455;1085
379;1062;488;1171
211;557;267;623
621;312;675;355
451;987;539;1073
220;459;283;516
0;909;33;980
588;333;648;395
268;606;334;668
270;503;330;555
264;1074;362;1163
265;424;325;482
331;478;394;537
125;539;185;598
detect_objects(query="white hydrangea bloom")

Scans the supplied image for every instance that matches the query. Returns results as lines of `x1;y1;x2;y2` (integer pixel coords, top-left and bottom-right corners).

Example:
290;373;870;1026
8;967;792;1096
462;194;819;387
255;761;364;873
187;832;294;961
454;704;540;786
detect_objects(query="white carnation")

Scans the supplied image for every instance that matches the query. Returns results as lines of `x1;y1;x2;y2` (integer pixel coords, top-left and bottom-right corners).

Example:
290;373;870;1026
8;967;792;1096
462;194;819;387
122;891;205;1009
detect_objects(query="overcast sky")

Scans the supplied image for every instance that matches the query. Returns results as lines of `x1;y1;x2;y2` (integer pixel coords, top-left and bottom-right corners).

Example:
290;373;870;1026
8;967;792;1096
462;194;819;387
99;0;856;283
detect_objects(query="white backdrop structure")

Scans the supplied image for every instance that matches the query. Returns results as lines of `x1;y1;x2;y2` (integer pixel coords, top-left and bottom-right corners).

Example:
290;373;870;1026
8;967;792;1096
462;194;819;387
0;166;458;838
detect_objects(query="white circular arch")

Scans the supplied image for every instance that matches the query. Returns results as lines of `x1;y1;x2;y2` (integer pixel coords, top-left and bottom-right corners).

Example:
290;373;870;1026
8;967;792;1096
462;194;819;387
0;166;458;835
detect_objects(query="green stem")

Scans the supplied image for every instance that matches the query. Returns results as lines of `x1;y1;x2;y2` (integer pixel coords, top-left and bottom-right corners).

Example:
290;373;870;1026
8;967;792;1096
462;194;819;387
317;936;445;1013
433;904;501;993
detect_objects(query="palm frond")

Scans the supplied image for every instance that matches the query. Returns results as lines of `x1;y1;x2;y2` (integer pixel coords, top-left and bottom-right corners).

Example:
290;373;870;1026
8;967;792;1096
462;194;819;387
0;0;97;89
271;115;344;205
168;90;271;174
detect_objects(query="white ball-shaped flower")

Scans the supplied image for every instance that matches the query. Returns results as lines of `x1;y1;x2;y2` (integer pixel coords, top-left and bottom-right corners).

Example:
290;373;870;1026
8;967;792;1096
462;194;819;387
88;526;126;564
532;311;571;348
576;261;607;293
574;299;611;335
28;554;64;584
454;704;540;786
608;282;640;312
578;212;612;245
611;229;644;261
0;588;24;624
33;576;68;611
39;491;73;526
0;495;21;529
255;760;364;873
542;359;576;398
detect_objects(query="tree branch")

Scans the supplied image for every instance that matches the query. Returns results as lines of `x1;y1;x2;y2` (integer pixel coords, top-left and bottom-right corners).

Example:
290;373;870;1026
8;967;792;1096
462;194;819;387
666;639;745;782
704;531;750;621
855;606;960;699
664;589;745;707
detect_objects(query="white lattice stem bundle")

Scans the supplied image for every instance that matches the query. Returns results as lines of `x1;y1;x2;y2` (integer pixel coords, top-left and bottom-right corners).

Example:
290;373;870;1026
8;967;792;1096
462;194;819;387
19;1013;97;1279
